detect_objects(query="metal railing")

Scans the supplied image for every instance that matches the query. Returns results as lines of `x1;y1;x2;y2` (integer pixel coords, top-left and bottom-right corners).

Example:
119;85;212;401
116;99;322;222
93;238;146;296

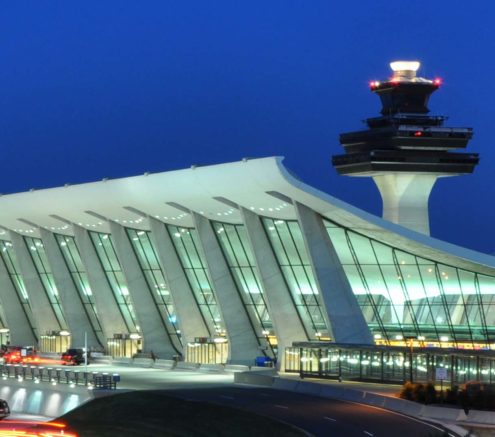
0;364;120;389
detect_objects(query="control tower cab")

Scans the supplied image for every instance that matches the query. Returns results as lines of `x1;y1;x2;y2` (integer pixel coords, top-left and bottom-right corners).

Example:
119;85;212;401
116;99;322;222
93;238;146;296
332;61;479;235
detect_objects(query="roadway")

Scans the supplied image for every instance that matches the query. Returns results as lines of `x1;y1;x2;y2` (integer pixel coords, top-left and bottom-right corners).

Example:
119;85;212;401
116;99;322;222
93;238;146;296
164;386;452;437
81;364;455;436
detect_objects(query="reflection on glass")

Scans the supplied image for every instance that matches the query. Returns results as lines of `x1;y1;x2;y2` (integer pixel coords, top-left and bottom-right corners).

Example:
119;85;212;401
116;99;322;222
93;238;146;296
0;240;31;336
55;234;104;346
89;232;138;332
324;219;495;348
212;222;276;357
126;228;182;351
24;237;67;329
167;225;223;336
262;218;329;340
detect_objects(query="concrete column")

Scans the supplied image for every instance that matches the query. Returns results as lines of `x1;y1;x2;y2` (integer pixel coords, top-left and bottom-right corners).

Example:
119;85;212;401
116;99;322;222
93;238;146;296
73;225;128;340
108;222;178;358
8;231;62;335
148;217;209;347
192;212;260;365
0;251;37;345
39;229;101;348
240;207;307;369
372;173;440;235
294;202;373;344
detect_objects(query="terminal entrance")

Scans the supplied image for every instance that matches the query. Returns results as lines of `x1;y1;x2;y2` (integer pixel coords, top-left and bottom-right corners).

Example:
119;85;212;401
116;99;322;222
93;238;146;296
185;338;228;364
39;332;71;353
107;335;141;358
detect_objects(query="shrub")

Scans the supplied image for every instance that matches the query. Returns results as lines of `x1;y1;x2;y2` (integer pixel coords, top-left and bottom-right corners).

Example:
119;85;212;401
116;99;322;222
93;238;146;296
399;381;415;401
425;382;437;404
444;385;459;405
399;382;437;404
412;382;426;403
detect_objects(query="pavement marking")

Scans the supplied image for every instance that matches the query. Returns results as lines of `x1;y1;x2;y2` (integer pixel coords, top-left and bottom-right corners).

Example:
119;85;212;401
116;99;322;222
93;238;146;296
323;416;337;422
274;404;289;409
340;399;446;433
363;431;373;436
220;395;235;400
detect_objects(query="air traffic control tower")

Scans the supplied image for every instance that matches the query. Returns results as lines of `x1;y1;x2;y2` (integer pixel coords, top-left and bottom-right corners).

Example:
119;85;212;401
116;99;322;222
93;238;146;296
332;61;479;235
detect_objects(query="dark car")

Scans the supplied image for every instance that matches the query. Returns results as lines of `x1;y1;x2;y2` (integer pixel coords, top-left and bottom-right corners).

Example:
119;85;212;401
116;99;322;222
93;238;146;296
0;400;10;419
61;348;88;365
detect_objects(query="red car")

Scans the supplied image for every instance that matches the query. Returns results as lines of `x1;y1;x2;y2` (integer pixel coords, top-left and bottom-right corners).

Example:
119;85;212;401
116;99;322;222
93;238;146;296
2;346;39;365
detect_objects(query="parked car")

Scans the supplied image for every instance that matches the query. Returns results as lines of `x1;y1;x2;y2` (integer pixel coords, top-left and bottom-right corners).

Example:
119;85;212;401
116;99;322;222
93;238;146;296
0;400;10;420
61;348;88;365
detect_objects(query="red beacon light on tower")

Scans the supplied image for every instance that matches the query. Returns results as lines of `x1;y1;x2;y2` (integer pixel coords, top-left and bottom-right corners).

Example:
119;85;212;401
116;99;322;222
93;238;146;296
433;77;442;86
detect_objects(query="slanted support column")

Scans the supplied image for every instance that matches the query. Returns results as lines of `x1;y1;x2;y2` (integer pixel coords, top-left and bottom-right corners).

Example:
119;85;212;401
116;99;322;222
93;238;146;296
240;207;307;369
148;217;209;347
373;173;439;235
109;222;178;358
294;202;373;344
8;231;62;336
73;225;128;340
39;229;100;348
0;250;36;345
192;212;260;365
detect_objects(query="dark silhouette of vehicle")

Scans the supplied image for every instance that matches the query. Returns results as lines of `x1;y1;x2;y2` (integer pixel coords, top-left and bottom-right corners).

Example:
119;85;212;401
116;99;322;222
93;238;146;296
0;400;10;419
61;348;88;365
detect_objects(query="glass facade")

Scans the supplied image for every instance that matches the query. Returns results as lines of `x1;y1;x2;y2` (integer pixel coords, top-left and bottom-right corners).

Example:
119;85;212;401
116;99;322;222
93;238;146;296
287;343;495;386
89;232;138;333
54;234;104;346
212;222;276;358
262;218;329;340
324;219;495;349
24;237;67;330
167;225;224;336
126;228;182;352
0;240;36;340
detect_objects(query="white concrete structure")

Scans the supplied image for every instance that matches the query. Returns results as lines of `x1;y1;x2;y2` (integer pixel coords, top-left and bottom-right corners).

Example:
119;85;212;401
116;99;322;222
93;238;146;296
0;157;493;367
372;173;440;235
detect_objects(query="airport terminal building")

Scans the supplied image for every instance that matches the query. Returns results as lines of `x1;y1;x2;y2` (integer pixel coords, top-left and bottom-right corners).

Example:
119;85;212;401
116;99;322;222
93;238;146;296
0;62;494;382
0;157;494;359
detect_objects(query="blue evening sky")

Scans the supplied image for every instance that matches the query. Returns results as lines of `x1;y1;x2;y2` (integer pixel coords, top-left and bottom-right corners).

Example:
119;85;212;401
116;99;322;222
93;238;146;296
0;1;493;252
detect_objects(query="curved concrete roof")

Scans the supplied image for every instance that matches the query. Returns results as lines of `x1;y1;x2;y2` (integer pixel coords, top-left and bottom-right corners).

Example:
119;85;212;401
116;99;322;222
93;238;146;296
0;156;493;275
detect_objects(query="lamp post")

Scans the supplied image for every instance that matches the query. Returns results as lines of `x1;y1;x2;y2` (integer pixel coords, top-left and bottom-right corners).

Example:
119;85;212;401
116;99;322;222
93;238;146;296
84;331;88;373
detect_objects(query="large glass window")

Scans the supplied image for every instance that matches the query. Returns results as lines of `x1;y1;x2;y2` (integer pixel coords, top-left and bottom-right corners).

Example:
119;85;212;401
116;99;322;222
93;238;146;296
167;225;224;336
212;222;276;357
0;240;30;337
89;232;138;333
324;219;495;349
126;228;182;352
262;218;329;340
24;237;67;330
55;234;104;346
